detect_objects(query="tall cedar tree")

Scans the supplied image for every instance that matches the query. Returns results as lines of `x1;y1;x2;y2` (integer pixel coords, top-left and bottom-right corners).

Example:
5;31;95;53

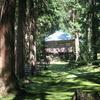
16;0;26;79
91;0;98;62
29;0;38;75
72;0;80;61
0;0;20;94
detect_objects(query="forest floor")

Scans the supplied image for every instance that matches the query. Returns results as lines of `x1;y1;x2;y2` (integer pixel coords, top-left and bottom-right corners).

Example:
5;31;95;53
1;61;100;100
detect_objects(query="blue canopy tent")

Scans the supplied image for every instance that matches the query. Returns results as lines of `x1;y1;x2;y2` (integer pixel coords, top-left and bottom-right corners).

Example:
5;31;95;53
42;31;74;41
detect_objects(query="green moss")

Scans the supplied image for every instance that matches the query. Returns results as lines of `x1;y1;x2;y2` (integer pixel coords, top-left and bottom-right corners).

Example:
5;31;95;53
2;61;100;100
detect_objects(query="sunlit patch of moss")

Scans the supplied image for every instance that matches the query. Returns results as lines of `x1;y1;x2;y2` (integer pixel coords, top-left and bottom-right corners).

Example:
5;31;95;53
1;94;15;100
45;92;74;100
66;74;77;78
81;81;99;86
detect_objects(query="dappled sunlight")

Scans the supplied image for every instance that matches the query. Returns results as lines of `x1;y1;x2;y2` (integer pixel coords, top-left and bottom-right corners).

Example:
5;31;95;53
12;62;100;100
81;81;99;86
45;92;74;100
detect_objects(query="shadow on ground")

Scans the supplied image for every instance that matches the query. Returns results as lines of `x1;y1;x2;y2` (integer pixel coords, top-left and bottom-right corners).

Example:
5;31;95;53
12;63;100;100
13;89;51;100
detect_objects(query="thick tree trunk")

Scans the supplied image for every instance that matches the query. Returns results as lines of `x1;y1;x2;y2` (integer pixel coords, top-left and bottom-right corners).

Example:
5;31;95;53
0;0;20;94
15;0;26;79
29;0;38;76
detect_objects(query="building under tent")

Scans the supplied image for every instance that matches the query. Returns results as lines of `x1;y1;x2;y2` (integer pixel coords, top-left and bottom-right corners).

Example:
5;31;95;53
42;31;75;54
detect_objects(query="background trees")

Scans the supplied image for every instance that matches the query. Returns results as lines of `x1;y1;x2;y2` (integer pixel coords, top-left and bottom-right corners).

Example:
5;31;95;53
80;0;100;64
66;0;100;63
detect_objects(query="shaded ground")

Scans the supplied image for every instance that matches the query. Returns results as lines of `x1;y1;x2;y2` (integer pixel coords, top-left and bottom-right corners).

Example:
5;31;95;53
1;61;100;100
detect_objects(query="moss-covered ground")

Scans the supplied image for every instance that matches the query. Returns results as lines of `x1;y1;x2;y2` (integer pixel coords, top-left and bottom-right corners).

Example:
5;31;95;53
1;61;100;100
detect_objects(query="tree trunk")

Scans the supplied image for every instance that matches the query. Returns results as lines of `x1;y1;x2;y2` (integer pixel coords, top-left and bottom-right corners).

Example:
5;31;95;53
91;0;98;64
29;0;38;76
72;88;100;100
15;0;26;79
0;0;20;94
74;31;80;61
87;27;91;52
72;10;80;61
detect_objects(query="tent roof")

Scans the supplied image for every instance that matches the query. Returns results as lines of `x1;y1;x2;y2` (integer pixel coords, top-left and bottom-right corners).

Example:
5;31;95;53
42;31;74;41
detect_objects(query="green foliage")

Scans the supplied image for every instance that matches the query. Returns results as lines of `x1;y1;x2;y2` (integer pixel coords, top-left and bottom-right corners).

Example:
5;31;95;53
15;0;100;62
36;0;74;62
66;0;100;61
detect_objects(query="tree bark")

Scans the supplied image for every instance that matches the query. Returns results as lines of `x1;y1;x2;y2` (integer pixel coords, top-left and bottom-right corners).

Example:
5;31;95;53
15;0;26;79
91;0;98;64
72;88;100;100
74;31;80;61
72;10;80;61
29;0;38;76
0;0;20;94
